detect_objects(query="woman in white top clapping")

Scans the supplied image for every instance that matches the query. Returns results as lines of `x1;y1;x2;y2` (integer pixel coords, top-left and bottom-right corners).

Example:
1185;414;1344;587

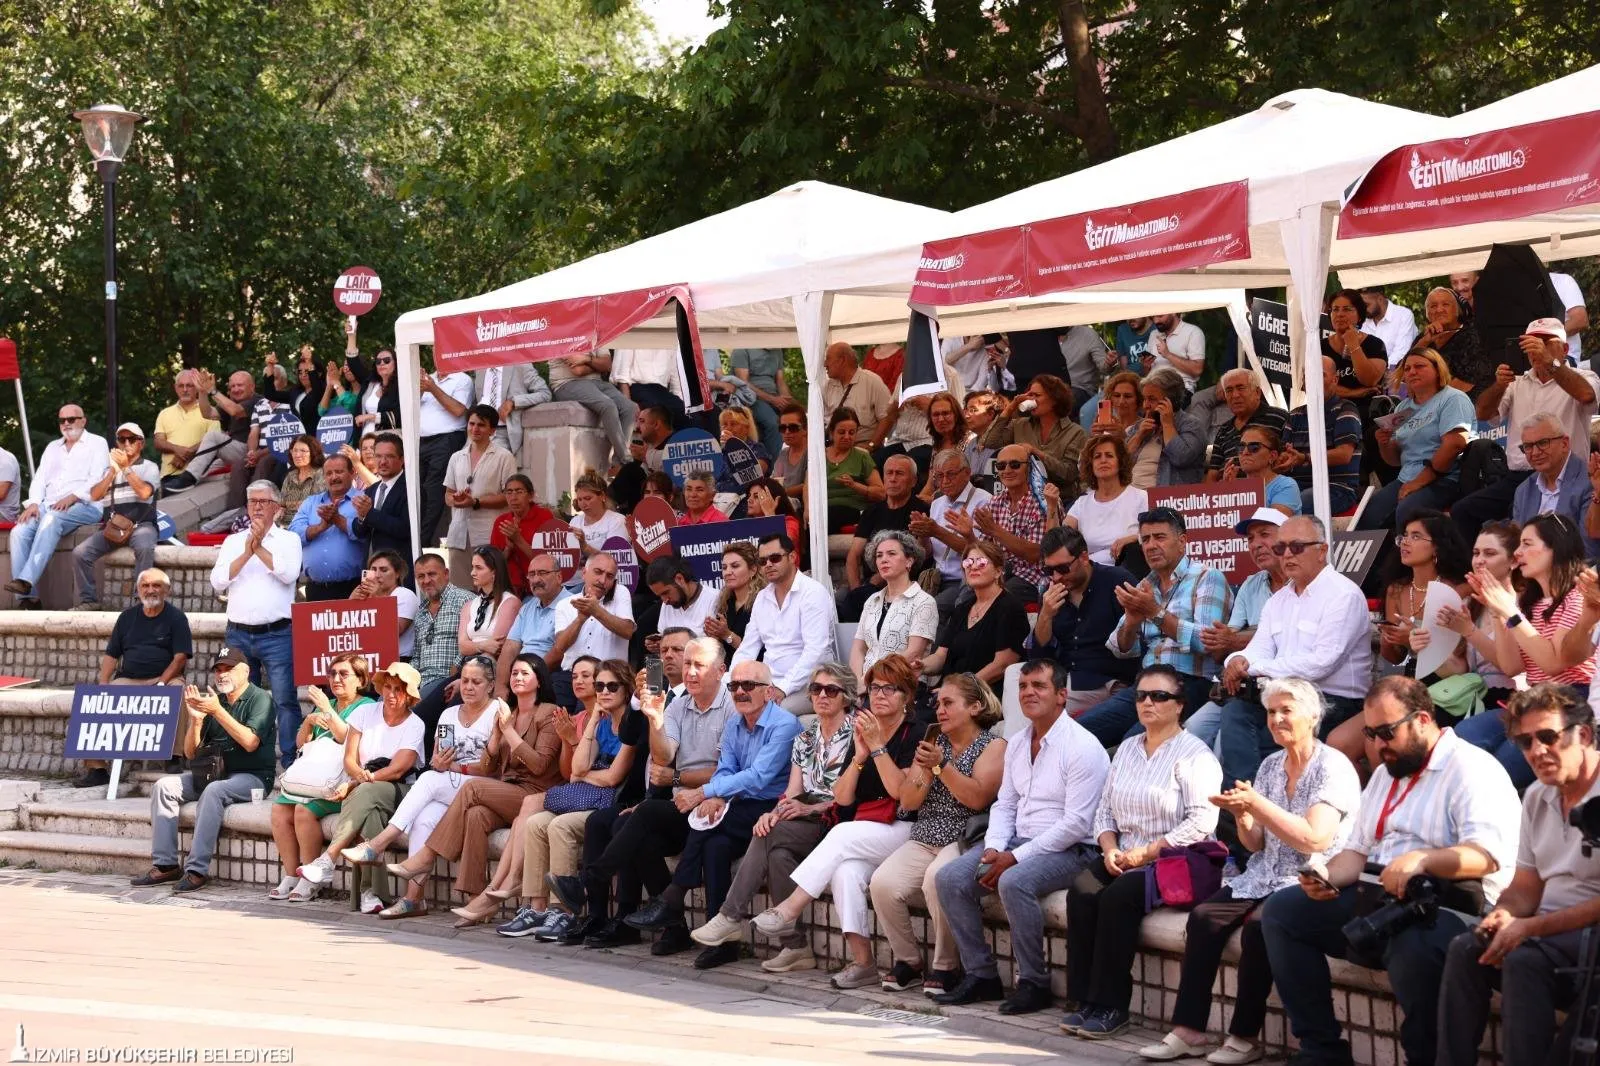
1061;432;1147;568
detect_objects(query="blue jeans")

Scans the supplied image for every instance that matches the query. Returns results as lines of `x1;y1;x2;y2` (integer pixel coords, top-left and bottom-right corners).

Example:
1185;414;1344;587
1454;712;1535;790
151;771;262;876
1184;701;1224;751
9;500;103;586
1078;672;1212;747
1218;692;1365;788
935;836;1098;987
750;399;782;459
224;623;298;767
1356;476;1461;531
1300;484;1358;517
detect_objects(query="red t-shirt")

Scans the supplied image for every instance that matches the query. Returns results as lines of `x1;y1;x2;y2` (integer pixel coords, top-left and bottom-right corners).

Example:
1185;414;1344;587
490;505;555;593
862;346;904;393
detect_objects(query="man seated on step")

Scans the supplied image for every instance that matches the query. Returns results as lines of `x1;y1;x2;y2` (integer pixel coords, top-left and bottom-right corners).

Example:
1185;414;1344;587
132;646;276;894
71;568;194;790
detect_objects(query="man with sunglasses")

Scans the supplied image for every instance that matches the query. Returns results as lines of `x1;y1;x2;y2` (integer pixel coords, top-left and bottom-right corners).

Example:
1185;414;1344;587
1454;316;1597;542
732;532;838;715
1261;676;1519;1066
1510;413;1599;553
70;422;161;610
1077;507;1230;746
911;448;992;614
958;444;1047;598
1027;526;1136;717
1205;369;1288;483
1215;514;1371;787
1438;683;1600;1066
4;405;110;606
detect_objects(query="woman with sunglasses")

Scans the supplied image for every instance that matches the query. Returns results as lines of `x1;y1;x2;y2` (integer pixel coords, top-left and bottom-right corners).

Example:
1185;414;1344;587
1221;425;1301;517
276;435;326;529
1063;664;1222;1039
691;664;858;972
355;348;401;437
850;530;938;686
751;654;923;990
1357;348;1476;531
1138;677;1359;1064
1456;514;1597;789
825;407;885;534
489;474;555;596
1063;432;1148;567
915;542;1028;696
769;404;809;499
457;545;521;665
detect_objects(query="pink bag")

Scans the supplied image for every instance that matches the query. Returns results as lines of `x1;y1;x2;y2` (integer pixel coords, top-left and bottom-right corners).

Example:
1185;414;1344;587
1144;841;1230;912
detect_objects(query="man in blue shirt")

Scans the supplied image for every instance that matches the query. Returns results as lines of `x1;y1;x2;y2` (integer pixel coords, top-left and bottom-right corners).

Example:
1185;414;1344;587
1027;526;1136;717
288;452;365;600
494;555;569;698
623;659;800;950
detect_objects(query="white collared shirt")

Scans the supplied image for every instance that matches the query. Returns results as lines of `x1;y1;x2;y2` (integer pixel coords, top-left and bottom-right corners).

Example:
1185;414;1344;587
26;433;111;510
418;372;474;437
1346;728;1521;904
659;583;719;634
210;525;302;625
731;571;838;698
985;711;1110;863
1498;365;1600;471
551;589;634;669
1229;564;1373;700
1150;320;1206;391
1362;303;1420;367
928;484;992;580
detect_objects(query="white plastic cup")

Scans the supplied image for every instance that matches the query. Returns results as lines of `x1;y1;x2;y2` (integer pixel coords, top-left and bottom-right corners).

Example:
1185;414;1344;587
250;788;264;803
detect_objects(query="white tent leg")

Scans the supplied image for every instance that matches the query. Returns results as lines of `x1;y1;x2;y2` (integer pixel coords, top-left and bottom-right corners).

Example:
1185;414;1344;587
1224;293;1288;411
1282;203;1338;531
397;342;424;560
795;291;835;594
13;380;35;478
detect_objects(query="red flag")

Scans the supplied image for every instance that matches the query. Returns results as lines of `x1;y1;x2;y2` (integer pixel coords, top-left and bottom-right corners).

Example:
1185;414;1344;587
0;338;18;382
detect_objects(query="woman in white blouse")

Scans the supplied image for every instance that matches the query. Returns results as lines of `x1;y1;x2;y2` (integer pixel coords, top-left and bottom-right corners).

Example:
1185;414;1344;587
1059;432;1147;567
1063;664;1223;1040
1138;677;1360;1064
443;405;519;557
850;530;938;686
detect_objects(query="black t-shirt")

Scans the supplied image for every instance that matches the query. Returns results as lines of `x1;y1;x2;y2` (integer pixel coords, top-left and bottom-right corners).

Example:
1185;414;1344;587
1324;334;1389;395
106;603;193;681
1005;328;1068;391
944;592;1030;693
854;498;929;544
847;716;920;810
613;708;651;808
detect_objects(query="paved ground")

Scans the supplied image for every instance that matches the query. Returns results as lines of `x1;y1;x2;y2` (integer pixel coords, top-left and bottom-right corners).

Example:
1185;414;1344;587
0;869;1148;1065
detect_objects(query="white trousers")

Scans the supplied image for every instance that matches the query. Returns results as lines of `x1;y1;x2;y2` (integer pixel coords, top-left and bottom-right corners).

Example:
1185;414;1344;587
789;818;914;937
387;770;463;857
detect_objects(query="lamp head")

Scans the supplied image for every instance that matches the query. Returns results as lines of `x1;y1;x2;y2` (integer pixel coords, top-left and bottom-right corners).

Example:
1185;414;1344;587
72;104;144;164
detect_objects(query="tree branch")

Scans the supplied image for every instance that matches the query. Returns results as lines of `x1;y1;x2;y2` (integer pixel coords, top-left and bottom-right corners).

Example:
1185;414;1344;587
881;75;1083;133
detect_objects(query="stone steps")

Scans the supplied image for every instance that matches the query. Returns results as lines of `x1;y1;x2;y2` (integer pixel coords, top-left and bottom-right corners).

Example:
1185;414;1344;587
20;798;160;839
0;829;152;876
0;613;229;691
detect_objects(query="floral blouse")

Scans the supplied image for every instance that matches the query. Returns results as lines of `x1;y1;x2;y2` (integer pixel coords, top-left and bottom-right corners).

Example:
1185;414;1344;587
791;715;855;803
1224;741;1362;899
909;730;1000;847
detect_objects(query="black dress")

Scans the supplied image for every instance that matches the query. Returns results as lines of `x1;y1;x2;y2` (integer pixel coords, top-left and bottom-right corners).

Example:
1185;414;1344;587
1323;334;1389;397
721;594;756;665
1436;326;1491;396
942;591;1030;694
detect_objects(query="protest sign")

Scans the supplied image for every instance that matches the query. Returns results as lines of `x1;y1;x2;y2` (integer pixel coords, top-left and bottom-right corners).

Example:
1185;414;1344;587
628;496;678;562
532;519;583;582
291;597;399;686
661;428;725;487
668;517;786;588
1329;530;1387;588
1248;298;1332;403
316;411;355;455
1146;479;1265;578
602;535;640;591
720;437;764;489
64;684;182;761
334;266;383;316
260;408;306;462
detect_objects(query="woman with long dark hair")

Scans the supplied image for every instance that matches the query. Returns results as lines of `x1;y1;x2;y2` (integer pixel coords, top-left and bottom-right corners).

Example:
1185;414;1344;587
457;545;521;663
356;348;401;437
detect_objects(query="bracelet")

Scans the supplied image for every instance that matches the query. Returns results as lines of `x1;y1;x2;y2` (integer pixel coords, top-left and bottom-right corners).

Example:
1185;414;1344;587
869;746;888;760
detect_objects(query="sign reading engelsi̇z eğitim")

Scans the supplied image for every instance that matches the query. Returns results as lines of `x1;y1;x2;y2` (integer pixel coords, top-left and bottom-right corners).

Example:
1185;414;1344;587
291;597;399;686
64;684;182;761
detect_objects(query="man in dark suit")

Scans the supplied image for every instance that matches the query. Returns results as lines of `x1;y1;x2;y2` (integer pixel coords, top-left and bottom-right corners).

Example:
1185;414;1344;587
351;432;410;563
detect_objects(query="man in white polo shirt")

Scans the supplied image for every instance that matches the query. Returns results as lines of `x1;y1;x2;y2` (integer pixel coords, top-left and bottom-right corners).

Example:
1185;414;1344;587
548;552;635;708
1359;286;1419;367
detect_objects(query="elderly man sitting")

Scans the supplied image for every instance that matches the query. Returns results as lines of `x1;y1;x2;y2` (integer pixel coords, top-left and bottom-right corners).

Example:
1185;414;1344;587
1206;368;1288;482
5;404;110;605
1517;412;1600;556
152;369;225;491
71;422;161;611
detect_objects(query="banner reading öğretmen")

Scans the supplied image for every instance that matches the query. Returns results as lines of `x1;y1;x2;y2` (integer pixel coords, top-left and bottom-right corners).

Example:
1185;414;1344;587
1248;299;1333;403
64;684;182;761
1145;479;1265;579
668;517;787;589
291;597;399;686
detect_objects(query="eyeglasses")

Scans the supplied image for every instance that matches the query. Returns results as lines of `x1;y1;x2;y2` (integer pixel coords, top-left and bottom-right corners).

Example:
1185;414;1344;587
779;424;804;434
728;680;768;693
246;498;276;507
116;435;141;443
1393;531;1433;547
1044;558;1078;576
869;683;904;696
593;681;624;693
1239;441;1271;454
960;556;991;569
1518;435;1565;455
58;416;83;425
993;459;1027;471
1361;708;1423;742
1134;690;1182;704
1271;539;1324;556
758;552;789;566
1510;724;1577;752
809;682;846;698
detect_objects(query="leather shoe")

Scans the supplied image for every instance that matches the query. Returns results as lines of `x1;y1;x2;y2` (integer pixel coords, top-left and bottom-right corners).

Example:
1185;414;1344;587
130;866;181;887
932;973;1006;1006
624;895;677;931
584;918;642;948
172;872;208;894
998;978;1054;1015
651;923;693;956
545;873;587;915
693;942;740;970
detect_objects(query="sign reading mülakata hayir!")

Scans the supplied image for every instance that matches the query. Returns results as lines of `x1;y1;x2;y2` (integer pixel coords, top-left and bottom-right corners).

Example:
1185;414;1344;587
669;517;787;589
64;684;182;761
661;428;726;487
291;597;399;686
1146;479;1265;579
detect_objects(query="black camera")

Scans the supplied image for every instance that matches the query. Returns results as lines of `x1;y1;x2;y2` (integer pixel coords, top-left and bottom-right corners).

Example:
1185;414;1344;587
1571;796;1600;855
1341;874;1441;956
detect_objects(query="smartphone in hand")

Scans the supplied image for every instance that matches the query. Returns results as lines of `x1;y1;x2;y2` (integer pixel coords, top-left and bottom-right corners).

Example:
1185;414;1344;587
923;723;941;745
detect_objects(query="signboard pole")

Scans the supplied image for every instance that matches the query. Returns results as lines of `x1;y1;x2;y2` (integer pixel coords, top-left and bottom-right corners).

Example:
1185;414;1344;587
13;380;34;478
105;758;123;801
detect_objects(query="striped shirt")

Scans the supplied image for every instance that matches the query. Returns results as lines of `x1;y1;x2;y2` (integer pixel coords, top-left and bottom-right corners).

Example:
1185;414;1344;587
1106;556;1233;679
985;710;1110;863
1523;588;1597;687
1093;728;1222;850
1346;728;1521;904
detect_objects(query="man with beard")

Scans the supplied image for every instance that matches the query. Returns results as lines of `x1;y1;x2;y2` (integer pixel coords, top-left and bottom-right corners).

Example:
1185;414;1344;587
1214;514;1371;786
1261;676;1519;1066
548;553;636;709
1027;526;1135;717
647;557;718;636
1144;313;1206;392
5;404;110;605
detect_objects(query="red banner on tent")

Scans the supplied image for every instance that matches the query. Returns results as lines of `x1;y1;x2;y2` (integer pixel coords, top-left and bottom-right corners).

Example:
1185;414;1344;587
911;182;1251;306
1341;111;1600;239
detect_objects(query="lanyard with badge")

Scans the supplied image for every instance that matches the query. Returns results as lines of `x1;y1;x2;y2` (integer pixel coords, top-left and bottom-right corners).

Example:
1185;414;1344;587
1374;745;1434;841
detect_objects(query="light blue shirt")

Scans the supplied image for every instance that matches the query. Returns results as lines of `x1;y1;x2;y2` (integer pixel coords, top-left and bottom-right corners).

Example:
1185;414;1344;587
1263;474;1302;514
508;590;572;659
1393;388;1475;482
703;701;802;801
1228;569;1279;630
288;492;365;583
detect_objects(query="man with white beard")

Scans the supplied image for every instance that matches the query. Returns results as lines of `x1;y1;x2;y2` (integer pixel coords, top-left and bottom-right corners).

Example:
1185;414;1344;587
4;404;110;606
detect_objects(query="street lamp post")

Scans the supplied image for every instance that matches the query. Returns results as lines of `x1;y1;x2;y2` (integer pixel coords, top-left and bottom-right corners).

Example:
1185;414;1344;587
71;104;143;430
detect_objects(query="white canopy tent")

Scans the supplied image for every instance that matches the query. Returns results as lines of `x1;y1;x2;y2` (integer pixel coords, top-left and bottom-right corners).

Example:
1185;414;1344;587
391;180;1249;582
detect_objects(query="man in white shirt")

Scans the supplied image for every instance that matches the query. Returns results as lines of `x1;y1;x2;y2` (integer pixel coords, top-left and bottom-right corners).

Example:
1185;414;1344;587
548;553;635;705
820;342;893;443
1216;514;1372;788
909;448;991;613
548;351;638;472
5;404;109;604
0;443;19;522
1359;286;1420;367
646;557;718;639
473;363;551;458
1144;313;1205;392
1261;676;1520;1066
730;532;837;715
1548;271;1589;364
1456;316;1599;540
612;349;686;429
209;480;304;767
416;363;474;549
71;422;161;610
933;658;1110;1013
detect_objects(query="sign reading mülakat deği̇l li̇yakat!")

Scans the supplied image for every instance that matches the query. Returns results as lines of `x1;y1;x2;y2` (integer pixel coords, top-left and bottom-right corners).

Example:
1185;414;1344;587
291;597;399;686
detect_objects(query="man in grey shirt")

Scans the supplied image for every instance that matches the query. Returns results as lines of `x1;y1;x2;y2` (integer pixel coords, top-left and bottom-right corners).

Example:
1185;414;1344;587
1060;325;1112;401
565;636;734;953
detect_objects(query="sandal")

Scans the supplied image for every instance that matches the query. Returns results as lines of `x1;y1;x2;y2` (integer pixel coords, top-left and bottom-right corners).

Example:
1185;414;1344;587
377;898;428;920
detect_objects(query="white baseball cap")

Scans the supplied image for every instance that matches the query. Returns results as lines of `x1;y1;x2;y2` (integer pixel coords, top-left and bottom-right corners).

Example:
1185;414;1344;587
1234;507;1287;536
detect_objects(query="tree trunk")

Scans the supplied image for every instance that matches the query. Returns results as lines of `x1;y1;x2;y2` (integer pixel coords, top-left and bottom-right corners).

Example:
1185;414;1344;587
1059;0;1118;162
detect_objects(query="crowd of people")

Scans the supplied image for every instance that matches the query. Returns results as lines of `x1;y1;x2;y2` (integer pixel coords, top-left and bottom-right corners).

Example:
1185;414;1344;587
11;270;1600;1066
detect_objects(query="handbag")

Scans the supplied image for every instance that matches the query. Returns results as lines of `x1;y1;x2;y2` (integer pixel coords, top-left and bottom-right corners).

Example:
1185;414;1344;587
542;780;615;815
1143;840;1231;912
279;736;349;800
959;811;990;851
103;512;137;547
189;743;228;792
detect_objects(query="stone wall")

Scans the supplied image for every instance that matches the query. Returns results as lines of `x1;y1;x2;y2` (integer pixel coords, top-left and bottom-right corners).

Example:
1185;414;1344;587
0;612;229;688
96;545;223;614
0;691;72;775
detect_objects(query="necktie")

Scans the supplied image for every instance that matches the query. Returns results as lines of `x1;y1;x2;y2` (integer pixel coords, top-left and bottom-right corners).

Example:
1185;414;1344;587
374;482;388;510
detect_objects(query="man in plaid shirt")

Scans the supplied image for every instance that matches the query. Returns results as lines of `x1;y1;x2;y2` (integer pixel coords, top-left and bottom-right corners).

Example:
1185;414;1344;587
949;444;1047;600
409;552;473;757
1076;506;1231;746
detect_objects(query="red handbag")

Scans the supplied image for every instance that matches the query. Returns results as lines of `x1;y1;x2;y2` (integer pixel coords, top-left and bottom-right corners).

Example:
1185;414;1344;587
1145;841;1230;911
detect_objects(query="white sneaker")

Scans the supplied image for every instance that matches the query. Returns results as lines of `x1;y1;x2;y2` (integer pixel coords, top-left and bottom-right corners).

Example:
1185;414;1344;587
691;913;746;946
268;876;300;901
359;892;385;915
1205;1038;1262;1065
288;879;317;902
298;854;335;886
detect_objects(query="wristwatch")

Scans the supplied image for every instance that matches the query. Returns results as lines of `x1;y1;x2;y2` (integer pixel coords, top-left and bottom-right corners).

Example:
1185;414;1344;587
1155;608;1170;628
931;763;944;778
869;746;888;760
1505;613;1524;630
671;770;681;787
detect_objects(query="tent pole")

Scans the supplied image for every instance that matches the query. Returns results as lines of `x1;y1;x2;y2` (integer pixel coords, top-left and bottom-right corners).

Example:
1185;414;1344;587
13;380;35;478
1282;203;1339;531
397;341;424;560
795;292;835;594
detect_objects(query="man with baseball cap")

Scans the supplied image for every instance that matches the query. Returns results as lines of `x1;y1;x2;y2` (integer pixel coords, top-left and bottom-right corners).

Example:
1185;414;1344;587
1454;317;1598;542
133;646;275;893
70;422;161;610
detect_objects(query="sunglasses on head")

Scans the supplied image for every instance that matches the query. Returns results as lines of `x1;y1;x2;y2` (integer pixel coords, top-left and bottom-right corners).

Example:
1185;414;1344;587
993;459;1027;471
593;680;624;693
809;682;845;698
1361;708;1423;742
1510;724;1577;752
1271;539;1324;556
728;680;768;693
1134;689;1181;704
